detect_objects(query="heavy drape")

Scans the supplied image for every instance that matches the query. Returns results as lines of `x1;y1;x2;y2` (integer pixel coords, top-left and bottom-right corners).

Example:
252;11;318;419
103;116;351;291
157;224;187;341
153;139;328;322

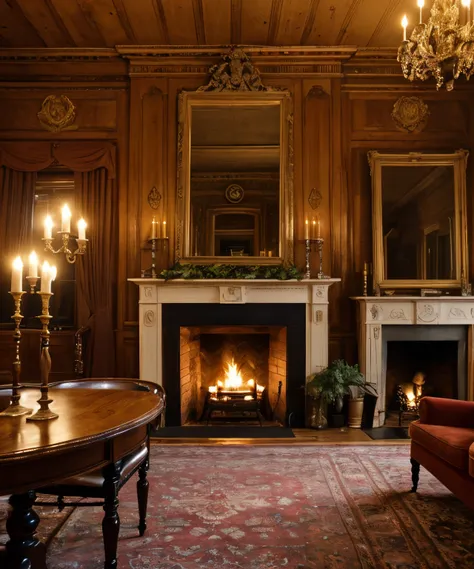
0;142;117;376
75;169;117;377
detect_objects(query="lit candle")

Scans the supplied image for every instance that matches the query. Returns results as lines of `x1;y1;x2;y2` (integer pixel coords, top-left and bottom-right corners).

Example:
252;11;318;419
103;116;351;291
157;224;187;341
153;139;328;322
417;0;424;24
402;15;408;41
50;265;57;285
162;221;167;238
305;218;309;240
77;218;87;240
11;256;23;293
40;261;51;293
317;218;321;239
28;251;38;278
150;216;157;239
462;0;471;22
312;219;316;240
44;215;53;239
61;204;71;233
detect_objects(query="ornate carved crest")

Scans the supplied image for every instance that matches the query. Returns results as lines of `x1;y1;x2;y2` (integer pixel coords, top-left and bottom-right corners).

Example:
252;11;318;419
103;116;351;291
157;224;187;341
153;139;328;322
197;48;268;92
308;188;322;210
225;184;244;203
147;186;162;210
391;96;429;133
38;95;77;133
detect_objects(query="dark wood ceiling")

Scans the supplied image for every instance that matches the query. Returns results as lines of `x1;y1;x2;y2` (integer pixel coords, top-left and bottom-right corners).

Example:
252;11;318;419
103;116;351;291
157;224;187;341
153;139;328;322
0;0;430;49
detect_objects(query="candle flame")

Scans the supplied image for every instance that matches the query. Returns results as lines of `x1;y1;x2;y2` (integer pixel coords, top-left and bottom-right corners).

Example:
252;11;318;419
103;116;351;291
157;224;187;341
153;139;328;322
402;15;408;28
50;266;57;281
62;204;71;219
44;215;53;229
462;0;470;7
77;218;87;230
417;0;424;8
29;251;38;264
13;256;23;270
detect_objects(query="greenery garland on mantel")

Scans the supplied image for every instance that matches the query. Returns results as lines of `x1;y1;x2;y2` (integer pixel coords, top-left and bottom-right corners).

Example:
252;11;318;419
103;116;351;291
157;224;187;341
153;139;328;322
160;263;304;281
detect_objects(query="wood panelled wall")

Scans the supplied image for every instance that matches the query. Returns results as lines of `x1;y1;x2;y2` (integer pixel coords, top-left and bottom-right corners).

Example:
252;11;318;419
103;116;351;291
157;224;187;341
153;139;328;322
1;46;473;378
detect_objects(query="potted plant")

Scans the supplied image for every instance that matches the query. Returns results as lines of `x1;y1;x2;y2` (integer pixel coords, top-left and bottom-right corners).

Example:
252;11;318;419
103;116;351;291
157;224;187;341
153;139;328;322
306;361;348;428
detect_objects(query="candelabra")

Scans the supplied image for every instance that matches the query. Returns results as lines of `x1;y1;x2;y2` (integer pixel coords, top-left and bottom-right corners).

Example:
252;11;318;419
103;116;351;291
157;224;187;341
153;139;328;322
304;238;327;280
43;232;88;264
142;236;169;278
27;292;58;421
0;292;32;417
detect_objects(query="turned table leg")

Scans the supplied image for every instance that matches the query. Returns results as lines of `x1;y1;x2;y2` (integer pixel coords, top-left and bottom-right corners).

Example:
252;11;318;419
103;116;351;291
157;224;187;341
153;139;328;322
5;491;47;569
410;458;420;492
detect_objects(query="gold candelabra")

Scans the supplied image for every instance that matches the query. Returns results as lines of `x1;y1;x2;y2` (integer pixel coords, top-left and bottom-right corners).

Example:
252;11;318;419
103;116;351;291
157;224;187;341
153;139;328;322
27;292;58;421
43;232;88;264
304;238;328;280
0;292;32;417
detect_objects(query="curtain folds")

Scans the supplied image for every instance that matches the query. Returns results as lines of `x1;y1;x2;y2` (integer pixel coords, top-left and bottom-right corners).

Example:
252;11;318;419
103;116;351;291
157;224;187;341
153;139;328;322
75;169;117;377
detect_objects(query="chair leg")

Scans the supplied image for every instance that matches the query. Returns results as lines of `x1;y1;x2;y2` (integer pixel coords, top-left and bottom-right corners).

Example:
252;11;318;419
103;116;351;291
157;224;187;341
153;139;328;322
410;458;420;493
102;463;120;569
137;458;149;537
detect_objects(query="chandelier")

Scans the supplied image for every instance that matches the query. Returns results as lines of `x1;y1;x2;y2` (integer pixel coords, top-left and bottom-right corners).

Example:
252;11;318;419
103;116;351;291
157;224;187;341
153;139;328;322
398;0;474;90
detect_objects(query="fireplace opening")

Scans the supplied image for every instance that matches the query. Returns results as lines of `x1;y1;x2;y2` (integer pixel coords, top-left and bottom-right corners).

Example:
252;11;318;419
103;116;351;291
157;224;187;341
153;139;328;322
382;325;467;425
180;326;287;426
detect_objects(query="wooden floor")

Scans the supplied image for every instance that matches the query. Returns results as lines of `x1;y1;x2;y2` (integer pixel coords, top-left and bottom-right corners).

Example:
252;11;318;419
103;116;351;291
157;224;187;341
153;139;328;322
151;427;411;446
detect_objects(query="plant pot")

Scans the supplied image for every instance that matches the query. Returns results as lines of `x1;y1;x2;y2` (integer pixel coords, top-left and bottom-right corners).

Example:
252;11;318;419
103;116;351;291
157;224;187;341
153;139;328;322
348;397;364;428
306;396;328;429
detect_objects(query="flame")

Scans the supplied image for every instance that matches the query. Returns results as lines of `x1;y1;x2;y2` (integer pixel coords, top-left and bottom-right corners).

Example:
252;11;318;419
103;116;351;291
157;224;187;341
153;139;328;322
207;358;265;399
223;358;244;390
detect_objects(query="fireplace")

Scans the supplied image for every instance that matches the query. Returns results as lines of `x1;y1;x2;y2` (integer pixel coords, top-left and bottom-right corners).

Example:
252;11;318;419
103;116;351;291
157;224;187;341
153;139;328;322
164;304;304;426
180;325;286;425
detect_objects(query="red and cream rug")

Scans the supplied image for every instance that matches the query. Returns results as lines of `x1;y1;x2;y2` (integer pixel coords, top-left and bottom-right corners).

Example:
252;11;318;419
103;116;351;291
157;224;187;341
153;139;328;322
2;445;474;568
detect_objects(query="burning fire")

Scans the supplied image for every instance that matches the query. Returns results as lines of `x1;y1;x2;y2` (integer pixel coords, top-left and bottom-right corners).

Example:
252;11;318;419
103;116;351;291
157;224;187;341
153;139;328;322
208;358;264;400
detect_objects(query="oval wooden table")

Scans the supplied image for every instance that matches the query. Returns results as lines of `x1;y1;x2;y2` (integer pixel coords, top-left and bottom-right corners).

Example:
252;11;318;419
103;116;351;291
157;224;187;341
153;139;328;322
0;386;164;569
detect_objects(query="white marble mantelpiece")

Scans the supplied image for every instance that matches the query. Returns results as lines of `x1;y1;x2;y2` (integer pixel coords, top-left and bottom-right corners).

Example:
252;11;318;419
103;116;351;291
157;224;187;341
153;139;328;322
130;278;340;388
353;296;474;426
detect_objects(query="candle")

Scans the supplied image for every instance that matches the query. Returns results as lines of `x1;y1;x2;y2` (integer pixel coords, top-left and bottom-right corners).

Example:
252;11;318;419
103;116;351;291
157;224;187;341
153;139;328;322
317;218;321;239
11;256;23;293
61;204;71;233
28;251;38;277
40;261;50;293
77;218;87;240
462;0;471;22
50;265;57;284
162;221;167;238
402;15;408;41
44;215;53;239
305;218;309;240
150;217;158;239
312;219;316;240
417;0;424;24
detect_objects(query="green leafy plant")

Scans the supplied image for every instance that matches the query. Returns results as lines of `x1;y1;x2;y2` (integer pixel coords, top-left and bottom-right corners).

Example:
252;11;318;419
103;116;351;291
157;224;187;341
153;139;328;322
160;263;304;281
306;360;368;404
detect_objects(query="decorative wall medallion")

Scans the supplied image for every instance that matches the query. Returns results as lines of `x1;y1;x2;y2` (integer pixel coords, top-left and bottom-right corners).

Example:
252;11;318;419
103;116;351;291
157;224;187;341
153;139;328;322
308;188;322;210
197;48;269;92
449;307;467;319
144;310;155;327
314;286;325;298
147;186;162;210
225;184;244;204
38;95;78;133
374;326;380;340
220;286;246;304
389;309;406;320
370;305;381;320
417;304;438;323
391;96;429;133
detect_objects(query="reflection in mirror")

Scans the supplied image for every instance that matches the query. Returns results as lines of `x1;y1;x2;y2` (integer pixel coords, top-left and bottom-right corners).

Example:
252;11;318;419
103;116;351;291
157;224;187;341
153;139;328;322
382;166;455;280
190;104;280;257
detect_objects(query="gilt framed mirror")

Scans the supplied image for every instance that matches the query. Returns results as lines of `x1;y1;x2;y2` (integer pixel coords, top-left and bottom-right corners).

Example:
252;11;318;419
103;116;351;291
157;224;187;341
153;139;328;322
175;50;294;265
368;150;469;290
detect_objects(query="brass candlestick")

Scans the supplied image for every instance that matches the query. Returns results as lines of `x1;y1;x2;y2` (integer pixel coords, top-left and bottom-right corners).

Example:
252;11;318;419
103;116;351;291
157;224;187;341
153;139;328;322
314;237;326;279
0;291;32;417
363;263;368;296
27;292;58;421
43;232;88;264
304;239;311;279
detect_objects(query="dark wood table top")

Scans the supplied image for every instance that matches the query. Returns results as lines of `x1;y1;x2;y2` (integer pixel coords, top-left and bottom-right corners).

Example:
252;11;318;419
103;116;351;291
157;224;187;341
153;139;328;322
0;387;164;495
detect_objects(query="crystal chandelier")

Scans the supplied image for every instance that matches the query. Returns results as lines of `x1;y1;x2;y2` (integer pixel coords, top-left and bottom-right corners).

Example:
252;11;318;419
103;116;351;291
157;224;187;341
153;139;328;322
398;0;474;90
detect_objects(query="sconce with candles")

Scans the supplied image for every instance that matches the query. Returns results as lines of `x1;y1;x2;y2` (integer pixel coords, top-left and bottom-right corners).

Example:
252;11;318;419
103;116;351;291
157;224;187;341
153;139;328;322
303;215;328;280
43;204;88;264
142;216;168;278
0;254;58;420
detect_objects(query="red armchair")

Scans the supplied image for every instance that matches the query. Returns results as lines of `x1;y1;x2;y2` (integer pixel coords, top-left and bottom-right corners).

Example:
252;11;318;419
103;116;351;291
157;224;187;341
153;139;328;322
410;396;474;509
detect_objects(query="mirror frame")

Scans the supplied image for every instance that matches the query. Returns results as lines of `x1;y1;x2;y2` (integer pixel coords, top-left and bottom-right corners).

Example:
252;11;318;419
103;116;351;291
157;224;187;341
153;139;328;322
176;90;294;265
368;150;469;290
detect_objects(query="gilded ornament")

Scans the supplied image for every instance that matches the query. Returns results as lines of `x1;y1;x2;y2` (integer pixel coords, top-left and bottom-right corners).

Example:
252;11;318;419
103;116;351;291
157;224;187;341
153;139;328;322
198;48;268;92
391;97;429;133
38;95;77;133
308;188;322;210
147;186;162;210
225;184;244;204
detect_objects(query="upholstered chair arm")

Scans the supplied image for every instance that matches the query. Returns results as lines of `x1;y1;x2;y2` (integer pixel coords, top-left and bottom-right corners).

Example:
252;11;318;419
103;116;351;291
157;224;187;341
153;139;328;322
419;396;474;428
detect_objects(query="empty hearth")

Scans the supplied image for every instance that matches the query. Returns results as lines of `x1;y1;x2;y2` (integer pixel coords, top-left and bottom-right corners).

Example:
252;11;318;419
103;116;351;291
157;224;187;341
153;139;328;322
180;326;286;425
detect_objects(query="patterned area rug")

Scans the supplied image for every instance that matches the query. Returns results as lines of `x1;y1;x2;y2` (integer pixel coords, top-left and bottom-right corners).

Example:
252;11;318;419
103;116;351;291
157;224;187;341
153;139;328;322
2;445;474;568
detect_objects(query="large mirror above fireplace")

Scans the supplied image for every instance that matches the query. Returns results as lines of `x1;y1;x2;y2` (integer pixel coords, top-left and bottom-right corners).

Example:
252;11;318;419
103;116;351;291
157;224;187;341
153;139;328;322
175;49;294;265
368;150;469;290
